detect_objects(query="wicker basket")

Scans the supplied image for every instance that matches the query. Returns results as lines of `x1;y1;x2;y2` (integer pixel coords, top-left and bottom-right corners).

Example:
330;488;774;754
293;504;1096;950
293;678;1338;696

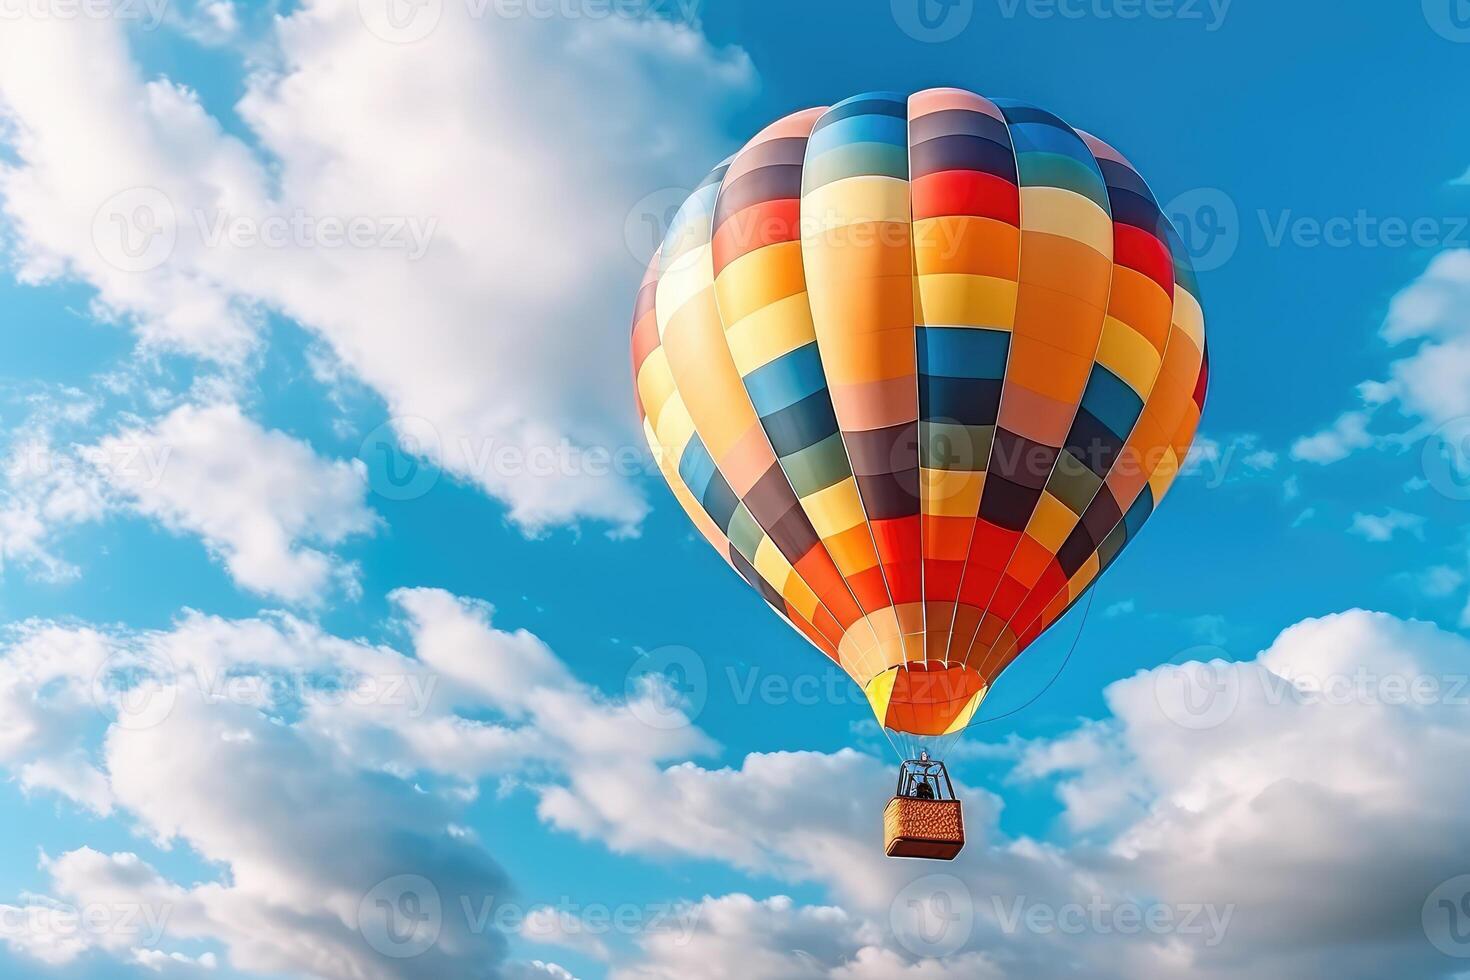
884;796;965;860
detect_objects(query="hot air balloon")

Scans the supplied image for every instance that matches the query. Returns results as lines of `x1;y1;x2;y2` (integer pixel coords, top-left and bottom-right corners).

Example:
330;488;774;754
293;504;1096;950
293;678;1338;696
630;89;1207;860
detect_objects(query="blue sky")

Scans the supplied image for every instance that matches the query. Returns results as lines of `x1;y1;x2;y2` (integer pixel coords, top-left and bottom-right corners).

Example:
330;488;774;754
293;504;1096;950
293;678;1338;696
1;2;1469;979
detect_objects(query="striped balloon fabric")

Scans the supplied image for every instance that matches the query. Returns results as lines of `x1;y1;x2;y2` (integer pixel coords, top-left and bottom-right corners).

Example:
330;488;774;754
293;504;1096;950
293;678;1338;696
631;89;1207;746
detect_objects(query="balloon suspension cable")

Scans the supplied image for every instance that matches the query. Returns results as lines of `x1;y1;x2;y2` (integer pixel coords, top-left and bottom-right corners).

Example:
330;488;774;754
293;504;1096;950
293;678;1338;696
971;586;1096;728
888;588;1098;764
879;719;904;762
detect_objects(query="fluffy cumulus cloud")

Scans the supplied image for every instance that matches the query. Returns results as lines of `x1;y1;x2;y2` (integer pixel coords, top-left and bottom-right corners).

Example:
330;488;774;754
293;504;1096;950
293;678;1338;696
91;402;376;603
4;587;1470;978
0;3;754;535
1348;508;1427;543
592;611;1470;980
0;388;377;601
0;390;110;582
1294;247;1470;465
1378;249;1470;425
0;585;714;978
1290;408;1375;464
1006;610;1470;979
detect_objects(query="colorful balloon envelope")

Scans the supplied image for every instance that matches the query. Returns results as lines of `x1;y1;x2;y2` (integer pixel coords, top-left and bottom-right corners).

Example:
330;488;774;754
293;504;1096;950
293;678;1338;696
631;89;1207;756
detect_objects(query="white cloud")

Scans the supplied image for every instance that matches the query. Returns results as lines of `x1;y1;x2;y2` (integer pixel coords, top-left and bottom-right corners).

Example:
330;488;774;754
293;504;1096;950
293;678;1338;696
102;694;514;979
1009;610;1470;977
519;906;612;962
1348;509;1425;543
612;890;1012;980
1242;448;1277;470
587;610;1470;980
1296;247;1470;464
1291;410;1375;464
91;402;375;603
1182;433;1283;488
0;22;265;360
0;5;755;534
1417;565;1464;598
0;585;720;977
610;894;882;980
506;962;580;980
0;622;117;814
6;589;1470;979
131;947;219;972
0;399;110;581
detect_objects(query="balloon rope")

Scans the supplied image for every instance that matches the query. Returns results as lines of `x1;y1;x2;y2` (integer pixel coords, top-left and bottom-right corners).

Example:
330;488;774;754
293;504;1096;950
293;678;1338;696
969;586;1096;729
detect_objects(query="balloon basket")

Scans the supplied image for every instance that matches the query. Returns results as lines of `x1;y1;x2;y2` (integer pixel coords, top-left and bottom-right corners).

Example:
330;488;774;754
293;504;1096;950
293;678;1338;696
884;796;965;860
884;756;965;859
